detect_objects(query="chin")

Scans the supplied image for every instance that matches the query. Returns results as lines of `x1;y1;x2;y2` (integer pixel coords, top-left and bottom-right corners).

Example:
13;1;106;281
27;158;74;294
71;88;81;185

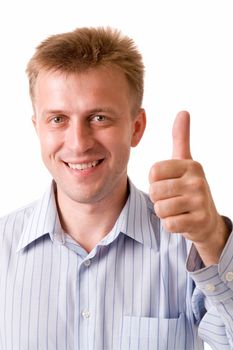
65;187;106;204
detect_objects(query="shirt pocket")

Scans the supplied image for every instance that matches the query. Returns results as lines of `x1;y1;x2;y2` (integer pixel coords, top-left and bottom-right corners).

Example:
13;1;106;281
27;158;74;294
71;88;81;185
120;313;185;350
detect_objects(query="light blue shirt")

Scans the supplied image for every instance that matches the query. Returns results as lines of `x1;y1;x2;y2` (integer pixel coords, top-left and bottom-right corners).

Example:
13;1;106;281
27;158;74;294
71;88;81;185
1;180;233;350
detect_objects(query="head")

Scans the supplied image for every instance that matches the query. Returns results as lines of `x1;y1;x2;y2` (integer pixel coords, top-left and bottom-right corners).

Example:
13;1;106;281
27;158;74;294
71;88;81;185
27;26;144;115
27;27;146;207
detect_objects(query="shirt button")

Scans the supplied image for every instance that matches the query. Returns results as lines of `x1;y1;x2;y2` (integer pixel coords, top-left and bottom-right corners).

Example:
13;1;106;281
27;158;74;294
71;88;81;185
84;259;91;267
225;271;233;282
81;310;91;319
205;283;215;292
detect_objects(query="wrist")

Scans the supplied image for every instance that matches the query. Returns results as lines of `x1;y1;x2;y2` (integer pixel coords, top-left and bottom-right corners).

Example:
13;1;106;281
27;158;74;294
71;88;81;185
194;216;231;267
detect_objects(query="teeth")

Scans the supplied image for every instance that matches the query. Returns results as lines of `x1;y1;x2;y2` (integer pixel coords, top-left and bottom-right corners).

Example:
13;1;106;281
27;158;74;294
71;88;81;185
68;160;100;170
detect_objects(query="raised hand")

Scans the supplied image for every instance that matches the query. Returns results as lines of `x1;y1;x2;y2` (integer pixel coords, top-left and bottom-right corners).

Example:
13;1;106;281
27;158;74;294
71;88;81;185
149;111;230;266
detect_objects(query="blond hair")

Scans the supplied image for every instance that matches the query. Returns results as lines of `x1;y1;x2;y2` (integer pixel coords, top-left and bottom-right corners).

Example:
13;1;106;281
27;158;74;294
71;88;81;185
26;27;145;113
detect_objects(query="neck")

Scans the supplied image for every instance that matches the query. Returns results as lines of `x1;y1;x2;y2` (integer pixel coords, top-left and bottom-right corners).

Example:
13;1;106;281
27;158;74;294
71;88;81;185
55;178;129;253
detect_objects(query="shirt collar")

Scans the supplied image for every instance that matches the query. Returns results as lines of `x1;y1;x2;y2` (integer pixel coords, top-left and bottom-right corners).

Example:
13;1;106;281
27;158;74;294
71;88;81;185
120;179;159;250
16;181;64;252
93;180;159;251
17;179;159;252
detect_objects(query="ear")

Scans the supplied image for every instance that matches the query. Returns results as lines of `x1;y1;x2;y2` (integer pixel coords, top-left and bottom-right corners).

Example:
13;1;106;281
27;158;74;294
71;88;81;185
32;115;39;135
131;108;147;147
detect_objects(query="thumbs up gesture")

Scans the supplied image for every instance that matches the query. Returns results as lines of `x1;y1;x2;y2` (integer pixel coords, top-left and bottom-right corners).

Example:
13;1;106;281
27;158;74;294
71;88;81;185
149;111;230;266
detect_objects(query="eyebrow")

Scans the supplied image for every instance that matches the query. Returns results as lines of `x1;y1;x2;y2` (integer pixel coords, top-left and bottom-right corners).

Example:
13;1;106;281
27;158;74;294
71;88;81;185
41;107;119;118
42;109;68;117
86;107;119;117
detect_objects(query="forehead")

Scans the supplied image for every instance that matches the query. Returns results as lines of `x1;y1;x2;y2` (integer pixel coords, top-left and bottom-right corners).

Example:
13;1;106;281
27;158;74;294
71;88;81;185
33;67;133;115
35;66;130;97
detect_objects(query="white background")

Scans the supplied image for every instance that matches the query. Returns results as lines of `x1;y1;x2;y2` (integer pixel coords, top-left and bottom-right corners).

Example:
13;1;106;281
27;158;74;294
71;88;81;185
0;1;232;348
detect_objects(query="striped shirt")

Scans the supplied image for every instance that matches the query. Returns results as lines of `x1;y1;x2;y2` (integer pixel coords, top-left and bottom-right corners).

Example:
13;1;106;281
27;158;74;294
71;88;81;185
0;180;233;350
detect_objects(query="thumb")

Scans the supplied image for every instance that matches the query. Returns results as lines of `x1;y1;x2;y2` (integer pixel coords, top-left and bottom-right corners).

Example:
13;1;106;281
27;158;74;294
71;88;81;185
172;111;192;159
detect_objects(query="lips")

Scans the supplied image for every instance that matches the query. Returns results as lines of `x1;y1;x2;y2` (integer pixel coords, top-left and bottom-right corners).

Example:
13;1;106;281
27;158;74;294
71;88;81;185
66;159;103;170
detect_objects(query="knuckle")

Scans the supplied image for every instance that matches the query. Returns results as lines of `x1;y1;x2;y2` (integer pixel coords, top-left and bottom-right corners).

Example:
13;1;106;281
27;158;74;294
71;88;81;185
149;184;156;201
162;217;176;232
193;177;206;192
154;202;163;218
187;176;206;193
149;183;159;202
189;160;205;175
149;162;160;182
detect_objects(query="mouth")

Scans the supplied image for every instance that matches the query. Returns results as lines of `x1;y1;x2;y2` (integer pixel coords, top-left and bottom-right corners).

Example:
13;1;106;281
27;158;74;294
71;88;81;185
65;159;104;171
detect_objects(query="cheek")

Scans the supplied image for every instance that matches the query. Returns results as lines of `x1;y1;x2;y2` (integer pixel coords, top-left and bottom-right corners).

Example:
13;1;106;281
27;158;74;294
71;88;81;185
103;125;133;146
103;131;131;153
104;133;131;165
38;129;62;159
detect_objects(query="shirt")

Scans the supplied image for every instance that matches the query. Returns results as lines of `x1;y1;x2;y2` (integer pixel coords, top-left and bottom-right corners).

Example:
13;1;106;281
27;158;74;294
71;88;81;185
0;180;233;350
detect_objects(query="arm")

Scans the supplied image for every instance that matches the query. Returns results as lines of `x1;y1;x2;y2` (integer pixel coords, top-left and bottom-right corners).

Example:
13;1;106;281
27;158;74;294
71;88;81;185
149;111;233;348
188;223;233;349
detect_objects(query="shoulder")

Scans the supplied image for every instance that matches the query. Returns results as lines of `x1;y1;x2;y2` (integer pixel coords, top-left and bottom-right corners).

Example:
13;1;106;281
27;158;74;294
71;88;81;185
0;201;38;248
0;182;54;238
0;201;36;225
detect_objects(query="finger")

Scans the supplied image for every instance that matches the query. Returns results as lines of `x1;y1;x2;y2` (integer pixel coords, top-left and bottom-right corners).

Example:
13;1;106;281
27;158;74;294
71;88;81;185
149;159;187;183
172;111;192;160
149;178;183;202
161;210;207;235
154;196;190;219
161;214;191;233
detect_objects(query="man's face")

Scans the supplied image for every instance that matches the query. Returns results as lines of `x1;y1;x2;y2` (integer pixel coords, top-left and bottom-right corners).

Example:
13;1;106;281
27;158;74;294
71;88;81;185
33;67;145;205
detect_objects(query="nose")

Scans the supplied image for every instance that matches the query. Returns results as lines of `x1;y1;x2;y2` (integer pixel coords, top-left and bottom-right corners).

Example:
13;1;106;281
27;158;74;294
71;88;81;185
65;120;94;153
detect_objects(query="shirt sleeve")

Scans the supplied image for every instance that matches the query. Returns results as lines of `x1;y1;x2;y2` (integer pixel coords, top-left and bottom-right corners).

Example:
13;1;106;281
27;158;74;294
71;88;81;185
186;219;233;350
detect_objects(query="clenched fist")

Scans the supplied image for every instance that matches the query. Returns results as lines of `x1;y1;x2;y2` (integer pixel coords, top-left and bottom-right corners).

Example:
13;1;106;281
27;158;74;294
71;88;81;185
149;111;230;266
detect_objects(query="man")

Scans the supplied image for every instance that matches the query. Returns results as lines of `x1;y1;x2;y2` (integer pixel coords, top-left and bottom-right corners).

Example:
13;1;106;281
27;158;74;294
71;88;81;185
0;27;232;350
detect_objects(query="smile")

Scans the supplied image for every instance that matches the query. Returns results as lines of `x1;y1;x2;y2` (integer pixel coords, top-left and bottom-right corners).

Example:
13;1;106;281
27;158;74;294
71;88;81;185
67;159;103;170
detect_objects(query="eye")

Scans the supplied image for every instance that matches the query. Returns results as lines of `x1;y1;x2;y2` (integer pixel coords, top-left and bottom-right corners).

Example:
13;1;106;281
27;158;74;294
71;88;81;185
51;115;65;124
92;115;106;122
